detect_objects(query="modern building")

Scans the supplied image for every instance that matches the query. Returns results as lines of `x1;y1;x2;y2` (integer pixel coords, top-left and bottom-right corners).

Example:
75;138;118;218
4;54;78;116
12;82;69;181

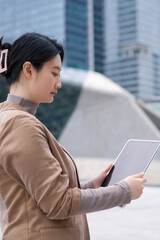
0;0;91;70
65;0;89;70
104;0;160;101
59;67;160;159
0;0;160;101
93;0;106;73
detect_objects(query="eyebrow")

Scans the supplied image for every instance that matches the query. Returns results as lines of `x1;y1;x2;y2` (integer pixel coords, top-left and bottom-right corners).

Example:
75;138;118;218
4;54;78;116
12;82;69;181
52;66;61;71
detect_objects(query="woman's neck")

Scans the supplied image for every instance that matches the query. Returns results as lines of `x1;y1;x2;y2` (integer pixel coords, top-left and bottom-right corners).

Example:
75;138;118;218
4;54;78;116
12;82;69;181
6;94;39;115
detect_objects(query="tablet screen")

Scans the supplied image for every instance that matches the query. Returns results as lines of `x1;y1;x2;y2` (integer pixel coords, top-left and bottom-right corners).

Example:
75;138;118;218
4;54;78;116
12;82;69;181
102;139;160;187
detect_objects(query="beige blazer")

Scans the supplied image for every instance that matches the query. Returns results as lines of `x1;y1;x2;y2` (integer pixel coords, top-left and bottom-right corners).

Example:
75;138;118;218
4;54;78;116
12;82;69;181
0;102;90;240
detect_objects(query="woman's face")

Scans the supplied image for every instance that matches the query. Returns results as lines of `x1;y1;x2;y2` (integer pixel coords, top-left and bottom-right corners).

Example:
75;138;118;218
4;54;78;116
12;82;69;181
31;54;62;103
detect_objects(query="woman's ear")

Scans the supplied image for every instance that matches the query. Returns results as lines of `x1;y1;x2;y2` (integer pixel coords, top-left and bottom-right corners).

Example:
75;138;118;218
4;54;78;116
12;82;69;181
22;61;34;80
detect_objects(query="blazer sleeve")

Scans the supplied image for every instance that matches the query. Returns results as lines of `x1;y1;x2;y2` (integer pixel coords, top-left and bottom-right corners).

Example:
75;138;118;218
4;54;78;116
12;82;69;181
0;115;81;220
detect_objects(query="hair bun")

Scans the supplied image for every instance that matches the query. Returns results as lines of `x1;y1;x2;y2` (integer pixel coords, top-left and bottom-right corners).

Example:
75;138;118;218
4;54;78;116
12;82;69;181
0;37;12;51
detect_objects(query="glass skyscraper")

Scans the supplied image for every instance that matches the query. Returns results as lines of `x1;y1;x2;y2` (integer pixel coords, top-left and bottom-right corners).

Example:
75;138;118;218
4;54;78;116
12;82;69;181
0;0;65;43
104;0;160;101
65;0;89;70
0;0;160;101
93;0;106;73
0;0;90;70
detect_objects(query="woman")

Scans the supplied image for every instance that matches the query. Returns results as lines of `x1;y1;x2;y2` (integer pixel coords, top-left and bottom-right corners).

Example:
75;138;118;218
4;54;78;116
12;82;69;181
0;33;146;240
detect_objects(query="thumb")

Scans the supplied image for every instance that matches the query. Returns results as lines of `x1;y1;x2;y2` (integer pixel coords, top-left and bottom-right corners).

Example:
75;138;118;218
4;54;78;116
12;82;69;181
132;172;145;178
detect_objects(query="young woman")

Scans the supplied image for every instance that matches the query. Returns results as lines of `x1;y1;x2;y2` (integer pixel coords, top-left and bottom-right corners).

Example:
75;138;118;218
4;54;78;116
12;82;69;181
0;33;146;240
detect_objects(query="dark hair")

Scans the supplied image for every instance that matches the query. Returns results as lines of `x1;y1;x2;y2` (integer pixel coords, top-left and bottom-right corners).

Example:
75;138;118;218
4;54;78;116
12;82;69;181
0;32;64;86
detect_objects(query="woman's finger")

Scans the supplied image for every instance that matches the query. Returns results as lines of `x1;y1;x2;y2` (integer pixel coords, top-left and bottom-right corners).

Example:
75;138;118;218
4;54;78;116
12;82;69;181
102;163;113;174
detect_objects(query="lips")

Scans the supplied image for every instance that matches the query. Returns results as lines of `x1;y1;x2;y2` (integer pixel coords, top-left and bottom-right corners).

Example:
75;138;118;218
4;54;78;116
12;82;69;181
51;91;57;95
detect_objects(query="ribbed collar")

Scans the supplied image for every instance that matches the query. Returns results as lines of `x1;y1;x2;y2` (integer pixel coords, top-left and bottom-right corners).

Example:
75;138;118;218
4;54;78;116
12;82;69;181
6;94;39;115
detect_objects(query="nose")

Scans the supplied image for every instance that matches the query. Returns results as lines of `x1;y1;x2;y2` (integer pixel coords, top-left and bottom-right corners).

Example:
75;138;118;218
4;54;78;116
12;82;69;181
56;79;62;89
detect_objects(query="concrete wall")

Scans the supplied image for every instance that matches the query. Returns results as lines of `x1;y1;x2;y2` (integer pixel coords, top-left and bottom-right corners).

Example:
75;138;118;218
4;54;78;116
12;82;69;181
60;70;160;159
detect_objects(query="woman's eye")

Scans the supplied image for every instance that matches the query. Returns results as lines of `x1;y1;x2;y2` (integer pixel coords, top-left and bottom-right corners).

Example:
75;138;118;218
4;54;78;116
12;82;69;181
52;73;58;77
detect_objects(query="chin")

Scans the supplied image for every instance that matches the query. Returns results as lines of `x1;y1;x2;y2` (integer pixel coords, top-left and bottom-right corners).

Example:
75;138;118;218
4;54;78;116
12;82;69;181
39;95;55;103
46;96;55;103
49;99;54;103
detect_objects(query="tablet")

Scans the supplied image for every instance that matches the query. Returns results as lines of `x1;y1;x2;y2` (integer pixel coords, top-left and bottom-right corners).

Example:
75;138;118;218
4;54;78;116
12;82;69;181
102;139;160;187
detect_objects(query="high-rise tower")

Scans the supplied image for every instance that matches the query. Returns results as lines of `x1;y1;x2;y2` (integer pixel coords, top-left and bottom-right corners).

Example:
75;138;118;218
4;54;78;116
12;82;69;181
1;0;160;101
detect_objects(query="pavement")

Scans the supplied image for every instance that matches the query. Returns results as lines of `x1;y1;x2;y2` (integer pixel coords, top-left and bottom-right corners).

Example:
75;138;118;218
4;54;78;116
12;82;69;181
87;186;160;240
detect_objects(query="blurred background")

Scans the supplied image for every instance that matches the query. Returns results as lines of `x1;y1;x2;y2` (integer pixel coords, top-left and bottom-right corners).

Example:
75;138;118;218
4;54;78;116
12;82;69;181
0;0;160;239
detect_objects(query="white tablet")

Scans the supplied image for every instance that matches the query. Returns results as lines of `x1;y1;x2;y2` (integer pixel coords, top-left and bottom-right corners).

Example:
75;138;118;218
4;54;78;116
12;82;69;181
102;139;160;187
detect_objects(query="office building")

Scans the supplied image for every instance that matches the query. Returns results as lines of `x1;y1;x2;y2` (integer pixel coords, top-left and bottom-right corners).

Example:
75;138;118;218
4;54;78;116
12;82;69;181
0;0;160;101
0;0;90;70
104;0;160;101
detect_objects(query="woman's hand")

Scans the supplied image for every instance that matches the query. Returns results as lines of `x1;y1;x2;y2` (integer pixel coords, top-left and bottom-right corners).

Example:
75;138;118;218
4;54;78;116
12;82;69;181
124;172;147;200
93;163;113;188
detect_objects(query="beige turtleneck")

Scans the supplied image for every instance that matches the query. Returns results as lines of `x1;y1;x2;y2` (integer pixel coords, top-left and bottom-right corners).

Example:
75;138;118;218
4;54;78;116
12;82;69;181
6;94;39;115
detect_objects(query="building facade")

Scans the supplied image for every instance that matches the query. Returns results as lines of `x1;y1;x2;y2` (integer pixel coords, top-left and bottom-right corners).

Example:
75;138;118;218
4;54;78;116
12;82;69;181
0;0;90;70
104;0;160;101
0;0;160;101
65;0;89;70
